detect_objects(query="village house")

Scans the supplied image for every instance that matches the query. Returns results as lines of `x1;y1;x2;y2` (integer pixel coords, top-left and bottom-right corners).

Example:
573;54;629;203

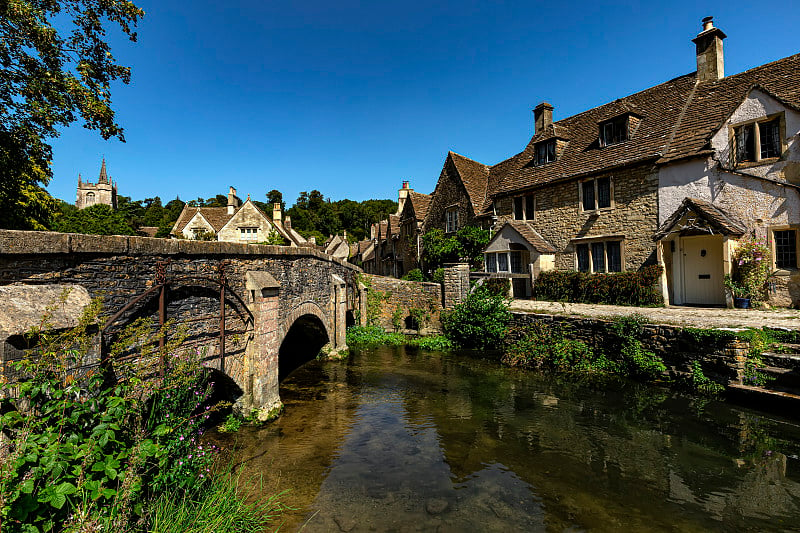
76;159;118;210
170;186;307;246
448;17;800;307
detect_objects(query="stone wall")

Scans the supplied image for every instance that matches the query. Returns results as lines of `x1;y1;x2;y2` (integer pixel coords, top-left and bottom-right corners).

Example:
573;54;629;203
363;274;443;334
494;162;660;271
426;158;477;234
509;312;748;383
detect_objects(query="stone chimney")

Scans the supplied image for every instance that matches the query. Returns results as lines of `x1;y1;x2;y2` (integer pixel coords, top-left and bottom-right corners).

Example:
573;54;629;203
272;202;281;222
533;102;554;134
397;180;412;215
284;216;291;229
692;16;726;82
227;186;240;215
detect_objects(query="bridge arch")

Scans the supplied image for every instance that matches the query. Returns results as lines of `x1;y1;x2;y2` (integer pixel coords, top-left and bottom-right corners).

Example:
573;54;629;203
278;301;332;381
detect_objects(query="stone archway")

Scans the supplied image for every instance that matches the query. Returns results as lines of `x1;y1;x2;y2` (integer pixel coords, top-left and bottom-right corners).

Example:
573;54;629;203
278;302;332;381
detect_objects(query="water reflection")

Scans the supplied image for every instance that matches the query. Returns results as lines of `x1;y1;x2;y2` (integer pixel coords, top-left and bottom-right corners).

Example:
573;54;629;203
217;346;800;532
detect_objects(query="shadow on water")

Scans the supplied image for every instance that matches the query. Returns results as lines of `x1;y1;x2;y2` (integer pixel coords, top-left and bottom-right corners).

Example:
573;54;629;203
216;345;800;532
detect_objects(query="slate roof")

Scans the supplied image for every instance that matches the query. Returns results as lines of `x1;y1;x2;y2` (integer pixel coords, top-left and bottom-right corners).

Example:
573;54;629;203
506;221;557;253
449;151;490;212
476;52;800;213
172;206;234;235
407;191;432;222
653;197;747;241
388;215;401;238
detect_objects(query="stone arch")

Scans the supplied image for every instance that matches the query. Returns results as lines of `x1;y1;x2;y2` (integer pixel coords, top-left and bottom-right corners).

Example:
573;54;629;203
278;301;332;381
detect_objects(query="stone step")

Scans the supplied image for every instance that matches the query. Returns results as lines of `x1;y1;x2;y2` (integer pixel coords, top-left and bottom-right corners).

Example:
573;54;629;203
727;383;800;415
757;366;800;389
760;352;800;369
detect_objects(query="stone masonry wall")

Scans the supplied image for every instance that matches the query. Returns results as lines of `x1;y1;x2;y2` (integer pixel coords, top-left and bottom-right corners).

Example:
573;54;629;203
494;162;660;271
510;312;748;383
426;158;477;235
363;274;442;334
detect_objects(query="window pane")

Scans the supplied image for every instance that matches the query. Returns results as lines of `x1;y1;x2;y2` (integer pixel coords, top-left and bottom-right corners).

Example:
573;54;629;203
513;197;524;220
510;251;523;273
607;241;622;272
582;181;595;211
536;143;546;166
760;119;781;159
597;177;611;208
775;230;797;269
497;253;509;272
486;254;497;273
591;242;606;272
577;244;590;272
525;196;535;220
615;117;628;143
547;140;556;162
737;124;755;162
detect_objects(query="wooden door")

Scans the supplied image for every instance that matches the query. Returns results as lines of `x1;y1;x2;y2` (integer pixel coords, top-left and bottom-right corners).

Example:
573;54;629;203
681;235;725;306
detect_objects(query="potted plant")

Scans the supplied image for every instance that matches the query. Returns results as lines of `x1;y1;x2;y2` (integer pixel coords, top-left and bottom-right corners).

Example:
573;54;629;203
726;238;772;308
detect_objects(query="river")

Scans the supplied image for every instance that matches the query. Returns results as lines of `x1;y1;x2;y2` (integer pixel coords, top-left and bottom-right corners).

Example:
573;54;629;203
215;345;800;532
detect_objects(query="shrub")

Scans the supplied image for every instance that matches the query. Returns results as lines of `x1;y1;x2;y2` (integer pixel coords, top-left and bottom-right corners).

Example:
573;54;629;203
441;288;511;349
728;238;772;302
503;323;594;372
346;326;452;351
401;269;425;282
532;265;663;306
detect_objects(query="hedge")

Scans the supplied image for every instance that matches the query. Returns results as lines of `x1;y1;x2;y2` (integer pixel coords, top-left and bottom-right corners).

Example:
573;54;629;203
532;265;664;306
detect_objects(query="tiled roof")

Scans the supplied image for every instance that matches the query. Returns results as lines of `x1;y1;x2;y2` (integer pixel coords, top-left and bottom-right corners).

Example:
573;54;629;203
388;215;401;238
507;221;557;253
172;206;234;235
659;53;800;163
479;52;800;209
408;191;432;222
653;197;747;241
449;151;490;212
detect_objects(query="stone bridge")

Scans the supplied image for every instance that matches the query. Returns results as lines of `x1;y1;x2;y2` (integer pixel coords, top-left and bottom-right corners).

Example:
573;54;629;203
0;230;362;418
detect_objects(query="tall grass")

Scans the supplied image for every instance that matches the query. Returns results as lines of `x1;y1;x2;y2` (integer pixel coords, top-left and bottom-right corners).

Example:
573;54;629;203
147;469;288;533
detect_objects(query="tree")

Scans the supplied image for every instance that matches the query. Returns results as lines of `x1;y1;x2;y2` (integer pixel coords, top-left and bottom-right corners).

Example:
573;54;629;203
52;204;137;235
266;189;285;211
0;0;145;229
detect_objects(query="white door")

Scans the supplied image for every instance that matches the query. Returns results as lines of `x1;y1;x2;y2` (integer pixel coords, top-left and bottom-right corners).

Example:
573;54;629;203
681;235;725;306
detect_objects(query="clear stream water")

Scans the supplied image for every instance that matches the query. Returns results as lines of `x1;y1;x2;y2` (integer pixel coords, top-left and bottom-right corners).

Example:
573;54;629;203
214;346;800;532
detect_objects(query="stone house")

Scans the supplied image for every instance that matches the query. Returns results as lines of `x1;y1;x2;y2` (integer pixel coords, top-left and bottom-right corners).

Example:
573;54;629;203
462;17;800;306
395;187;432;275
170;186;306;246
76;159;117;210
425;152;490;234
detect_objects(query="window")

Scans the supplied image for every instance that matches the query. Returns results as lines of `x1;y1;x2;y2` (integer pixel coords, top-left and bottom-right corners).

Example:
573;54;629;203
85;192;95;206
445;207;459;233
580;177;612;212
484;251;526;273
513;195;535;221
774;229;798;269
239;227;258;241
600;116;628;147
497;253;508;272
486;253;497;272
575;240;623;273
535;140;557;166
733;116;782;166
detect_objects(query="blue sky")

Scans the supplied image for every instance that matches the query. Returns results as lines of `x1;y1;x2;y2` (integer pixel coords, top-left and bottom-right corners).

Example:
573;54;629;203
46;1;800;206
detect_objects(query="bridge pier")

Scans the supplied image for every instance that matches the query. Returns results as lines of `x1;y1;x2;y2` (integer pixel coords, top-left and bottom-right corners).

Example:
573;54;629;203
243;271;282;420
321;274;348;358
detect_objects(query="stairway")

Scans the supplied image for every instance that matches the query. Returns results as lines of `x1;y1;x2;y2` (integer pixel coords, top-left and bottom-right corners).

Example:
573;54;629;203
727;340;800;413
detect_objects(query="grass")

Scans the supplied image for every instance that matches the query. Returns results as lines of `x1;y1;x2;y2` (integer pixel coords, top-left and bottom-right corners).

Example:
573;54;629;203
346;325;453;350
147;469;288;533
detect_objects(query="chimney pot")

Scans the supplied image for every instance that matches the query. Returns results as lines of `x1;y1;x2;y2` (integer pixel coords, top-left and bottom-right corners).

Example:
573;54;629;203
272;202;281;222
533;102;554;134
702;16;714;31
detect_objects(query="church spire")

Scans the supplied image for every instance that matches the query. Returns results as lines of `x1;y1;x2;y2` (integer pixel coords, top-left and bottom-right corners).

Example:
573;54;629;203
98;158;108;184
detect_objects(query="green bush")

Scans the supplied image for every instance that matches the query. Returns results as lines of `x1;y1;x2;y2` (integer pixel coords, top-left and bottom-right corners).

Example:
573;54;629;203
401;269;424;282
503;323;595;372
346;326;452;351
532;265;663;306
441;288;511;349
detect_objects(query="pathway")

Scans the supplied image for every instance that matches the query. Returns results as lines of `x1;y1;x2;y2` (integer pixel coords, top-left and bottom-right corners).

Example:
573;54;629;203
509;300;800;330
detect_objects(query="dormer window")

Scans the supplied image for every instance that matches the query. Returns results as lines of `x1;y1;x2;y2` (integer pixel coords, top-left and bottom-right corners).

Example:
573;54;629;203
732;115;783;166
600;116;629;147
534;139;557;166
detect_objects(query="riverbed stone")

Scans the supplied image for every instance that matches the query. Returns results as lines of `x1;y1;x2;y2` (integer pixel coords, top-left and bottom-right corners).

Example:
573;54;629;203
333;515;356;532
426;498;450;515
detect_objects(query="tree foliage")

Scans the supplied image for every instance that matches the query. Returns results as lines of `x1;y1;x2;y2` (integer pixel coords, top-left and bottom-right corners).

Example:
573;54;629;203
0;0;144;229
52;204;137;235
284;190;396;242
422;226;492;272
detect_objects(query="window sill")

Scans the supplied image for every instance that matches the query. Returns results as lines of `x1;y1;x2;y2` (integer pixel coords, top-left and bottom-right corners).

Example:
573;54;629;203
734;158;780;170
772;268;799;277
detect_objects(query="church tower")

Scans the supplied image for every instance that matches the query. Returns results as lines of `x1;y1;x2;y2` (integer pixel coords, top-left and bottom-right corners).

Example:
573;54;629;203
76;158;118;209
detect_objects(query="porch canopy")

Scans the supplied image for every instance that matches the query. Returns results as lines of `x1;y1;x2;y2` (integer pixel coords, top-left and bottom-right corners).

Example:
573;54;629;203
653;197;746;241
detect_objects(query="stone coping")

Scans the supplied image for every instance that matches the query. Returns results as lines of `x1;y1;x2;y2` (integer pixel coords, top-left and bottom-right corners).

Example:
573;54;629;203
0;230;361;271
510;299;800;330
